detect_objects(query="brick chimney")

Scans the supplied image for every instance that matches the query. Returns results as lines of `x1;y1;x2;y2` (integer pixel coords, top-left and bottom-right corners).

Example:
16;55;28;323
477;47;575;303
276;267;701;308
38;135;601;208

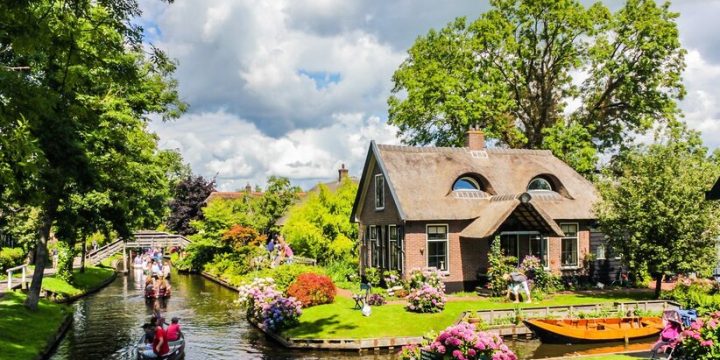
466;126;485;150
338;163;349;182
245;183;252;192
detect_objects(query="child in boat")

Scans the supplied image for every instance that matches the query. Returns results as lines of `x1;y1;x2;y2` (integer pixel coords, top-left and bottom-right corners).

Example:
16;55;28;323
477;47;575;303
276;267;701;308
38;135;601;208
166;317;182;342
651;310;683;358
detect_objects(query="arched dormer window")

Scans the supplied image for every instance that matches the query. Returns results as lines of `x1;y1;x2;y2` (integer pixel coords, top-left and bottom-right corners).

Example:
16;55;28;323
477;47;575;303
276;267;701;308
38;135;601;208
453;177;481;191
527;177;553;191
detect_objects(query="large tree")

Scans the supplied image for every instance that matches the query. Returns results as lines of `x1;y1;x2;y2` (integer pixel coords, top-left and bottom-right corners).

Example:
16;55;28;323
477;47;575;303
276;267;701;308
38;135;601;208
253;176;301;234
389;0;685;174
166;175;216;236
0;0;185;309
596;127;720;298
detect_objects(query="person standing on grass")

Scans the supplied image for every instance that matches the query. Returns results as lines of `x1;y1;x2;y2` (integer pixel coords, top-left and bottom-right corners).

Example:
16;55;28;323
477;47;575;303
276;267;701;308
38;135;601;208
279;235;294;264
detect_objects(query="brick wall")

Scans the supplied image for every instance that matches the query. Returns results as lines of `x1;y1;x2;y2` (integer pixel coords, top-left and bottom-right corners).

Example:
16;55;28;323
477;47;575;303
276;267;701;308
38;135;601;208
548;229;591;274
359;160;401;225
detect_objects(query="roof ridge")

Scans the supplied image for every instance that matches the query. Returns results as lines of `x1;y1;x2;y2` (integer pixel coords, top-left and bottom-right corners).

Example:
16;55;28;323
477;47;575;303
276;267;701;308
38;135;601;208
376;143;552;155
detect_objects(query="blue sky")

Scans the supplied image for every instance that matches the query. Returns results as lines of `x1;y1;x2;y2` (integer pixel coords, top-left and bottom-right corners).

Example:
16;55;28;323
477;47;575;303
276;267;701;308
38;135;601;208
141;0;720;191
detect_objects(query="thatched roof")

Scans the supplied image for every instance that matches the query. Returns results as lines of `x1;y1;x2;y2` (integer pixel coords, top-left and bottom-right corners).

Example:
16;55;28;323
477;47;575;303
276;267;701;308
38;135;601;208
352;141;599;237
204;191;264;203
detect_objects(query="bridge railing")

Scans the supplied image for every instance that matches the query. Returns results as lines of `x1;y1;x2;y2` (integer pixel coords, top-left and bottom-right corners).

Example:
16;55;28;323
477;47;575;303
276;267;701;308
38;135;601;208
6;264;27;290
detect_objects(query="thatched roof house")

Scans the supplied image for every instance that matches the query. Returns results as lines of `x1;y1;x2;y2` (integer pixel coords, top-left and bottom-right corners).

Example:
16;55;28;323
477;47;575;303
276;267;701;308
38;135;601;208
351;129;611;292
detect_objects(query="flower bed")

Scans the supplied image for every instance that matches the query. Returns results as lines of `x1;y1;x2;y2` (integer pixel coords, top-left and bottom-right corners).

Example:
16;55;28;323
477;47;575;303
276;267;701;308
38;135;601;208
238;278;302;332
406;284;446;313
671;311;720;359
368;293;386;306
399;322;517;360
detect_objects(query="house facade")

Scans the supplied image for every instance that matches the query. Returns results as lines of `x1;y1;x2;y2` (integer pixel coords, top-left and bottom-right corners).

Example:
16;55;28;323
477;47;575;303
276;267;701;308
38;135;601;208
351;129;610;292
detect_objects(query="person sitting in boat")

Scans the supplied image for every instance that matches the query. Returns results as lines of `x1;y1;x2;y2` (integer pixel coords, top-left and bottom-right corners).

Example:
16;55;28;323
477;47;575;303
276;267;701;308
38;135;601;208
141;323;155;350
166;317;182;342
147;316;170;358
651;310;683;358
145;277;156;298
504;271;532;304
162;261;171;278
158;277;171;297
153;304;166;327
151;260;162;277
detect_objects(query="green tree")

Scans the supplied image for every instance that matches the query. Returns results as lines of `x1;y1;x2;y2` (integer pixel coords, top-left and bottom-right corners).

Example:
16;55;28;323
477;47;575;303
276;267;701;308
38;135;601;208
253;176;301;233
192;197;255;244
0;0;185;309
596;127;720;298
389;0;685;174
282;178;358;264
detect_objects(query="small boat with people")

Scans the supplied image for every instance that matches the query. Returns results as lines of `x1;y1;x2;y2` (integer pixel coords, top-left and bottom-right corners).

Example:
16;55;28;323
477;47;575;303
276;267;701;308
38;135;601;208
136;317;185;360
144;275;172;299
523;316;663;343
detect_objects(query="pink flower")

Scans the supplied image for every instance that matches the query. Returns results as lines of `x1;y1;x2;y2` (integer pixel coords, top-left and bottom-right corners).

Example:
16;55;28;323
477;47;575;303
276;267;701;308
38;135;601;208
701;340;714;347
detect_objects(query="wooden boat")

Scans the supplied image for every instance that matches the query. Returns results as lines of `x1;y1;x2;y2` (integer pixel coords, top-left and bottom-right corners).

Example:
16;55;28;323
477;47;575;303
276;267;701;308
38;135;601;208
136;332;185;360
523;317;663;344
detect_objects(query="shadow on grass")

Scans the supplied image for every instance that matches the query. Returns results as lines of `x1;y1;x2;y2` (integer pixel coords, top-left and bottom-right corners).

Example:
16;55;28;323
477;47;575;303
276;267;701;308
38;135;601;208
285;313;358;338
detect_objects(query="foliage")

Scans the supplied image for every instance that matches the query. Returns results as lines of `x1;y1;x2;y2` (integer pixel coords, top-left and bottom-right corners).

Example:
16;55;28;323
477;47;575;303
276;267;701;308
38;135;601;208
173;238;225;272
282;178;358;264
222;224;266;250
191;198;256;243
367;293;386;306
662;280;720;316
55;241;75;283
520;255;561;293
596;127;720;298
487;237;517;296
408;268;445;291
384;270;403;288
253;176;301;233
238;278;302;332
388;0;685;175
287;273;337;307
324;260;359;288
425;323;517;360
671;312;720;360
0;248;25;272
203;246;266;280
166;175;216;236
406;284;446;313
239;264;328;291
0;207;40;254
364;267;381;287
399;344;422;360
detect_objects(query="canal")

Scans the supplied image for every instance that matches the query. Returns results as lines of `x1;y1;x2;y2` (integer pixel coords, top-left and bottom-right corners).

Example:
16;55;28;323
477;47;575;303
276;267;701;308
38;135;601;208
49;267;653;359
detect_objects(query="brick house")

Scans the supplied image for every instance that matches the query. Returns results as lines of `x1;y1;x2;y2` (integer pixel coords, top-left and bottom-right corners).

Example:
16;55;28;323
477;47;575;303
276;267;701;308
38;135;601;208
350;129;611;292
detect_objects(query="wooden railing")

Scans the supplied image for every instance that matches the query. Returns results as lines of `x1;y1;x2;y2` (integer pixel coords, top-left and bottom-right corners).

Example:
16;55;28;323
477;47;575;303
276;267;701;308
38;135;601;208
6;264;27;290
83;231;192;266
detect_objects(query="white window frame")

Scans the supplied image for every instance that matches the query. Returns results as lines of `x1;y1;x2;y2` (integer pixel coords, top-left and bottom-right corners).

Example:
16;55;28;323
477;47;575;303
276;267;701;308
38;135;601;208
499;231;549;270
374;174;385;210
527;177;553;192
369;225;378;268
452;177;481;191
559;222;580;269
596;244;606;260
426;224;449;273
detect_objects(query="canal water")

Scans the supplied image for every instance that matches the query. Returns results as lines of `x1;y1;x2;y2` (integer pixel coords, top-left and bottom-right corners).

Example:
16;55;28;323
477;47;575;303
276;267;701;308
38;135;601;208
49;267;653;359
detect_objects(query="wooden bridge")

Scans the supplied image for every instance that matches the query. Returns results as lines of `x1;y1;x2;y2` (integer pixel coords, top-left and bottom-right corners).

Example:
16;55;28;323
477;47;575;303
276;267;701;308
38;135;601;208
85;230;191;271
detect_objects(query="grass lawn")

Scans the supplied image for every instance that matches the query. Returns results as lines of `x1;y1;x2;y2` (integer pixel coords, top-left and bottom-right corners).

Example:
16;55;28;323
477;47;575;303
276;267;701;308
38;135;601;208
41;266;115;298
99;253;123;268
284;290;655;339
0;292;70;360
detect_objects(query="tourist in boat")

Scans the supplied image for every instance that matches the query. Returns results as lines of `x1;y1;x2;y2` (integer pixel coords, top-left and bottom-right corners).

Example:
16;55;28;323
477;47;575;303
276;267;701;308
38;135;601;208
162;261;171;278
153;303;166;327
166;317;182;342
140;323;156;357
150;316;170;357
158;277;171;298
145;277;156;298
151;260;162;277
504;270;532;304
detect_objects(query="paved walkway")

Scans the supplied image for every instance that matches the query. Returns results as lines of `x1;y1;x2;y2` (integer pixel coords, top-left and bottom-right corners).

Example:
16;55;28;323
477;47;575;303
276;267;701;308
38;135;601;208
0;267;57;298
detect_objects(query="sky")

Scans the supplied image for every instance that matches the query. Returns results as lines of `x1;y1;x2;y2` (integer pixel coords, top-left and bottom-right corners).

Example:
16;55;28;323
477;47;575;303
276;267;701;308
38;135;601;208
141;0;720;191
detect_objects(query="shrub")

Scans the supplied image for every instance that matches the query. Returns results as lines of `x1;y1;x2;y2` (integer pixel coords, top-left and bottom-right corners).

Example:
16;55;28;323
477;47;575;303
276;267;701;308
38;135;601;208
408;268;444;291
0;247;24;272
394;289;409;298
364;267;381;287
324;260;359;286
671;312;720;359
520;255;561;293
204;246;267;280
367;293;386;306
287;273;336;307
426;323;518;360
384;270;403;288
222;224;267;250
662;280;720;315
406;284;446;313
399;344;422;360
240;264;327;291
237;278;302;332
487;238;517;296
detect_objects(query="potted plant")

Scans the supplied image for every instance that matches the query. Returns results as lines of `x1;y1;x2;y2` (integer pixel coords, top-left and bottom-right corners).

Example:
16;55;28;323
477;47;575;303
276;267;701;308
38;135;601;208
466;311;482;324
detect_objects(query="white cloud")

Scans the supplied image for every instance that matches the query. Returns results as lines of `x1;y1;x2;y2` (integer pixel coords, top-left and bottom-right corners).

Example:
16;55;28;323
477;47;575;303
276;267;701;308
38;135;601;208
680;50;720;149
149;111;400;190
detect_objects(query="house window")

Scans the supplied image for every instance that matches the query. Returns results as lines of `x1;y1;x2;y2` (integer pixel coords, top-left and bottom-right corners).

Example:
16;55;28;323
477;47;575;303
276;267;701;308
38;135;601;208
596;244;606;260
374;174;385;210
452;177;480;191
427;225;448;271
389;225;401;271
560;223;579;267
528;177;553;191
500;233;547;266
369;225;379;267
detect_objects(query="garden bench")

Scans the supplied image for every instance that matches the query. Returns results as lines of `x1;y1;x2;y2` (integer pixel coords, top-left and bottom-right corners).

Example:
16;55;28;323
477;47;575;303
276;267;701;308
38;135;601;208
353;283;371;310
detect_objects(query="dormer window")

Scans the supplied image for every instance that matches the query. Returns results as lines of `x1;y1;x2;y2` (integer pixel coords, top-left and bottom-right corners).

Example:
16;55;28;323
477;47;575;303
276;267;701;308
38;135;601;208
453;177;481;191
528;177;553;191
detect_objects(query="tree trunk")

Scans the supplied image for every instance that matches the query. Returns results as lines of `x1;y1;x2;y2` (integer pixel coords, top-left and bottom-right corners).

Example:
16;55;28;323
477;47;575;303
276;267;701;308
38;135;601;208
24;209;53;311
80;236;86;273
654;273;663;299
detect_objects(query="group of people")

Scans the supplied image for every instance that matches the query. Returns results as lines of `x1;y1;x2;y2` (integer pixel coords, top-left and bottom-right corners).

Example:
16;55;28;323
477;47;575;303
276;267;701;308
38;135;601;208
266;233;293;267
134;250;172;298
140;314;182;358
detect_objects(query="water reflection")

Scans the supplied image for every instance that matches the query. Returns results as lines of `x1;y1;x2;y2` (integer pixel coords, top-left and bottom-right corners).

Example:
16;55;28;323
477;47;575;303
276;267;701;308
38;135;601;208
49;267;651;359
